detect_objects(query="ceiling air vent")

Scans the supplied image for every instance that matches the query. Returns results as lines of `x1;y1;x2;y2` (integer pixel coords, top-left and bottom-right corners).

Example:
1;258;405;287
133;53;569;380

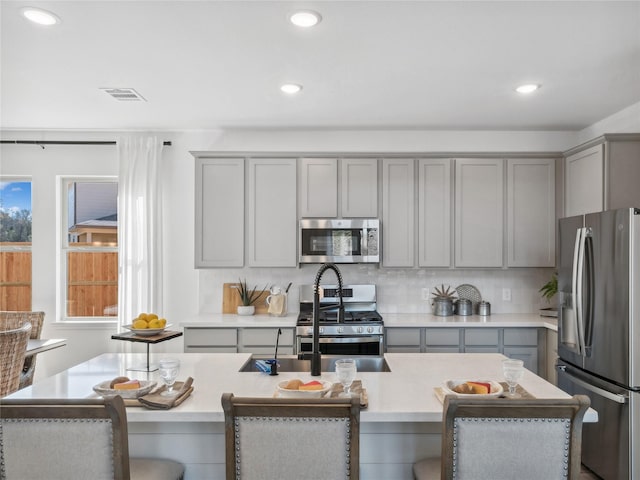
100;88;146;102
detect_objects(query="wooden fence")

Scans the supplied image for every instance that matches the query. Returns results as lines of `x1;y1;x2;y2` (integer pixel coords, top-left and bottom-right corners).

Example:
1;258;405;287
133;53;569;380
0;248;31;311
0;245;118;316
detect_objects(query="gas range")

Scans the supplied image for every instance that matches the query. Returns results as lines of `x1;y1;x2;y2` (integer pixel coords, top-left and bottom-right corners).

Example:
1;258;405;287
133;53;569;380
296;284;384;337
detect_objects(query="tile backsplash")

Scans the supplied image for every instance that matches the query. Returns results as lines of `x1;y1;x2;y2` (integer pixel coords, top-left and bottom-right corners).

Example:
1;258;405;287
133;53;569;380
199;265;556;315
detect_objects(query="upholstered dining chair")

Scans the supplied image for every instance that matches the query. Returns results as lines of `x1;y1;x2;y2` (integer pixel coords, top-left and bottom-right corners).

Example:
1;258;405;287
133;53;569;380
221;393;361;480
0;311;45;389
413;394;590;480
0;396;185;480
0;322;31;397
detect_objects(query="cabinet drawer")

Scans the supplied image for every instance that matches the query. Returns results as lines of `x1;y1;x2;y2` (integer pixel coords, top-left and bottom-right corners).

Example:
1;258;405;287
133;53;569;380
425;328;460;346
241;328;294;346
386;346;421;353
239;346;295;355
385;328;421;346
503;328;538;346
184;346;237;353
184;328;237;346
464;328;499;346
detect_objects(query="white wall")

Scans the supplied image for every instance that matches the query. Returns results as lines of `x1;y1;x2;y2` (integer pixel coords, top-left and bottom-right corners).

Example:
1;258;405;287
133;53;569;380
576;100;640;144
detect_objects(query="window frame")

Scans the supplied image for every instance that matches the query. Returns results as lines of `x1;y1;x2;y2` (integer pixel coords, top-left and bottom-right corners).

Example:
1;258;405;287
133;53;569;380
57;175;119;323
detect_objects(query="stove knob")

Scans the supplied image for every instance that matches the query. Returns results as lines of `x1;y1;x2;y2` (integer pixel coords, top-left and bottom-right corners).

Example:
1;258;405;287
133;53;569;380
367;326;374;333
338;326;344;333
357;326;363;333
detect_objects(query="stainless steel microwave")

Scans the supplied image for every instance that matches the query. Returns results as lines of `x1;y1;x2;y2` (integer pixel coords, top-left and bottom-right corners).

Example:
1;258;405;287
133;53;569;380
299;218;380;264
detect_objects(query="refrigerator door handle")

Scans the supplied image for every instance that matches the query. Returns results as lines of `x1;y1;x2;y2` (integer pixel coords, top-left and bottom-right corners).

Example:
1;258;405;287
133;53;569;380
558;365;628;404
573;227;587;355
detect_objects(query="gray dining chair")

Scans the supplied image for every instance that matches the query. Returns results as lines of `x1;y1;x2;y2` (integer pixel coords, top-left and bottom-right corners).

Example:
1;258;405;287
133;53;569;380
0;322;31;397
413;394;590;480
0;311;45;389
0;396;185;480
222;392;360;480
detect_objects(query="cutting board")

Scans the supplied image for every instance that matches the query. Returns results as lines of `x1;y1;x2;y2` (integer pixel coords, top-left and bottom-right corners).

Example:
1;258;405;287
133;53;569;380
222;283;269;314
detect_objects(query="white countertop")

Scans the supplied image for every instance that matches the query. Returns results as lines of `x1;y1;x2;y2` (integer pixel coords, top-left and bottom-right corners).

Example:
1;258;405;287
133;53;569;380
6;352;592;423
180;313;557;331
383;313;558;331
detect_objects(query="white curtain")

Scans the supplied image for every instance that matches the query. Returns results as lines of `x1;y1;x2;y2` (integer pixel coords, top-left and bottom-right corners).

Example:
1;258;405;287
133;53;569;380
117;136;164;329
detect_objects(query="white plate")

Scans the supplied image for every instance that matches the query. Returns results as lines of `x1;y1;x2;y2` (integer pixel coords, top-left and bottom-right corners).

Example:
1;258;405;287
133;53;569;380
123;324;172;336
442;380;503;397
277;380;332;398
92;380;157;399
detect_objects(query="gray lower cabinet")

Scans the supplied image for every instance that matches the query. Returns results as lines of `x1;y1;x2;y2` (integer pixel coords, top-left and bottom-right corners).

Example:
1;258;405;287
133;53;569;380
546;329;558;384
385;328;421;353
184;327;294;355
386;326;542;374
238;328;294;355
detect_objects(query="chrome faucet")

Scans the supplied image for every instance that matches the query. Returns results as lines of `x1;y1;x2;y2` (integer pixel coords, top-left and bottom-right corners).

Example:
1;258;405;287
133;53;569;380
311;263;344;376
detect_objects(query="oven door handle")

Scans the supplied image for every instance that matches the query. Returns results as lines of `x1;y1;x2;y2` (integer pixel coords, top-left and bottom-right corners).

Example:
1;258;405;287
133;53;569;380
299;336;381;344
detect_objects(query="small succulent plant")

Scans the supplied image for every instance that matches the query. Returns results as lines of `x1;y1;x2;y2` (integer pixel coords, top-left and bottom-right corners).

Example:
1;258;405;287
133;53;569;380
237;278;269;306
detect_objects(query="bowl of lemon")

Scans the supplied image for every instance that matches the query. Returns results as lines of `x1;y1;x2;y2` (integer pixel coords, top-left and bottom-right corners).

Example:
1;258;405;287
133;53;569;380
123;313;171;336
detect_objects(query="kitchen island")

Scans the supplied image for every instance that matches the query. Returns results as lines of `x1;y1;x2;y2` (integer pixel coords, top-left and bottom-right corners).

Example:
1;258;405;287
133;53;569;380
6;352;594;479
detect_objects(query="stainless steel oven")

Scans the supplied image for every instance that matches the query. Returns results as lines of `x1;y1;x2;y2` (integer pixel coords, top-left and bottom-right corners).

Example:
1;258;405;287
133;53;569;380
296;284;384;357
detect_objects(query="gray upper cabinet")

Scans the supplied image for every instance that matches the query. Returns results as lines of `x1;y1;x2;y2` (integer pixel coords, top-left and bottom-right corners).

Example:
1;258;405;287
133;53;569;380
341;158;378;217
382;158;415;267
564;134;640;217
299;157;378;218
299;158;338;217
418;158;452;267
247;158;297;267
565;144;604;217
455;158;504;267
506;158;556;267
194;157;244;267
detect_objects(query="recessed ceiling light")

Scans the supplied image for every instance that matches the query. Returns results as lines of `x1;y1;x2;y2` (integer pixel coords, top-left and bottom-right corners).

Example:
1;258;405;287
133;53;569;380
280;84;302;94
289;10;321;27
515;84;540;94
21;7;61;26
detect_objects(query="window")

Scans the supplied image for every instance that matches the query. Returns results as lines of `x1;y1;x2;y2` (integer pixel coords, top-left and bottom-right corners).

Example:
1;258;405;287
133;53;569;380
61;178;118;320
0;179;32;311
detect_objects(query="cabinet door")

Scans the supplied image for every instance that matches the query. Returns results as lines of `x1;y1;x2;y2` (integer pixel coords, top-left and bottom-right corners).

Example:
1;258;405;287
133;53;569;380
247;158;297;267
504;346;539;374
546;329;558;384
299;158;338;217
507;158;555;267
418;159;452;267
455;158;504;267
195;158;244;267
385;328;422;353
341;158;378;217
382;159;415;267
565;144;604;216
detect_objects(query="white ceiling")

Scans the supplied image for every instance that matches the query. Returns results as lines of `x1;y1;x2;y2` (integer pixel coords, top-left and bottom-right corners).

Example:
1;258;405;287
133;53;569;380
2;1;640;131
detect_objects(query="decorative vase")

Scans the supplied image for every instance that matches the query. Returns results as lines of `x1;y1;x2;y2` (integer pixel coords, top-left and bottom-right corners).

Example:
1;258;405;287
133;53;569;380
237;305;255;316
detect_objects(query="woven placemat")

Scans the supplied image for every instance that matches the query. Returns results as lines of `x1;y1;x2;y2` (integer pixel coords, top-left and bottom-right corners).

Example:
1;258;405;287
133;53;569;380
434;382;535;404
327;380;368;408
122;378;194;408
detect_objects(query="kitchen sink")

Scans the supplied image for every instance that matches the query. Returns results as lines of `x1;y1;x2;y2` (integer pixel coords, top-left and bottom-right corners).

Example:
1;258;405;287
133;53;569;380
239;355;391;373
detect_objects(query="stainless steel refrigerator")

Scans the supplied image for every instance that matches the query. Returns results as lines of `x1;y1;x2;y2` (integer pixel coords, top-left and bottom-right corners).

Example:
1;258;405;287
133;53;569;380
557;207;640;479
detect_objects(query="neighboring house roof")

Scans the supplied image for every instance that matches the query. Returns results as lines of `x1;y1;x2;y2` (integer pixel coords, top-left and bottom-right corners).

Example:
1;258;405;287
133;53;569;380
69;213;117;231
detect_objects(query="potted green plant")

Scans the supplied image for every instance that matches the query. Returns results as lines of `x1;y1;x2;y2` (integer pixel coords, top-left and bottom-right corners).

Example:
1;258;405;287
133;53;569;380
236;278;269;315
539;273;558;317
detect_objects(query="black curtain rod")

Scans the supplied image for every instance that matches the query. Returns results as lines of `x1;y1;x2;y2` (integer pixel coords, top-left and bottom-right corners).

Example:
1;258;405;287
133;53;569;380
1;140;172;146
